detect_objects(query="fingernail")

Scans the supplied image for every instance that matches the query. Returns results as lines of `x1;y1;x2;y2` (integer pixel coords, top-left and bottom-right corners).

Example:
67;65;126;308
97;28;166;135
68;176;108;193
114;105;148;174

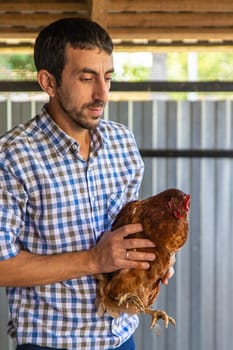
148;254;155;261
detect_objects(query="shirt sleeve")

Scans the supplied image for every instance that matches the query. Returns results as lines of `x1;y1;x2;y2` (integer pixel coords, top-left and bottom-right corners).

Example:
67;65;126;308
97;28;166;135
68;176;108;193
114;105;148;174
0;161;27;260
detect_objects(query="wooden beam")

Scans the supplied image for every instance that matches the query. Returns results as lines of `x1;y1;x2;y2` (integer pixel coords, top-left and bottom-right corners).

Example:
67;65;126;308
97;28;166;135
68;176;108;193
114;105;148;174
1;40;233;53
109;27;233;41
0;26;233;42
108;0;233;12
88;0;107;28
113;43;233;53
1;0;233;13
1;12;233;29
0;2;87;12
0;13;86;27
1;0;233;49
108;12;233;27
0;28;233;41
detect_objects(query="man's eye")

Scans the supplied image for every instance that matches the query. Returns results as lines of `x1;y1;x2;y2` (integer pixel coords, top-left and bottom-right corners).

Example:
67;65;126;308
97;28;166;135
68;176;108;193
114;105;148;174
81;77;93;83
105;77;112;82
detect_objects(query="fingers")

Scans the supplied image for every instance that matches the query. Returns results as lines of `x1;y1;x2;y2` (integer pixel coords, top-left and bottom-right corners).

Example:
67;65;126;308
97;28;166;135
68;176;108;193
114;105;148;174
162;267;175;285
99;224;143;242
123;260;151;270
123;238;155;250
95;224;156;273
112;224;156;250
169;254;176;267
124;249;155;262
114;224;156;267
168;266;175;279
112;223;143;239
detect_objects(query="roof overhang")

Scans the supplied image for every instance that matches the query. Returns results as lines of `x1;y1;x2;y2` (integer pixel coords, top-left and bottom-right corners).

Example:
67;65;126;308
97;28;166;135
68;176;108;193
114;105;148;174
1;0;233;53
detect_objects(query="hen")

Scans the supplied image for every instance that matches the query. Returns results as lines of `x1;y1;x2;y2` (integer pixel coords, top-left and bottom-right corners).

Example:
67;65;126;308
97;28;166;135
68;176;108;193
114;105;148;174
95;188;190;330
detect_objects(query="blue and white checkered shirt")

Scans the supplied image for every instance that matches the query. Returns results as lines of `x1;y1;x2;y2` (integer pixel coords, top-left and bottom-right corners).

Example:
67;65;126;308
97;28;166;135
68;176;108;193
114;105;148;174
0;106;144;349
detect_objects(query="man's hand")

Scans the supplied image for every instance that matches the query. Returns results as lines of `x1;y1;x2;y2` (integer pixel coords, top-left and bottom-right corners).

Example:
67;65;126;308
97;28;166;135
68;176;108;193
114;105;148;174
90;223;156;274
161;254;176;285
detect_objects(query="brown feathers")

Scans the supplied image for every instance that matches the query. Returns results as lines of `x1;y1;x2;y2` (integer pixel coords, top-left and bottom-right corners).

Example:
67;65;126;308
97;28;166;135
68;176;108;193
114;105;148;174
95;188;190;330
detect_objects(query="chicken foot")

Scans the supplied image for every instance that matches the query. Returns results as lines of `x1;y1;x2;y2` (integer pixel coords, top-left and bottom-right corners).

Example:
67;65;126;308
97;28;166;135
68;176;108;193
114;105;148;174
116;294;175;330
145;308;176;328
118;293;145;312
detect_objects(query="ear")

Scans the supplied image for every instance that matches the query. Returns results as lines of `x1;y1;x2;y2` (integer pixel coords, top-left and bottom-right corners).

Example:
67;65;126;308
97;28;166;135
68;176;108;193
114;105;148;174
37;70;57;97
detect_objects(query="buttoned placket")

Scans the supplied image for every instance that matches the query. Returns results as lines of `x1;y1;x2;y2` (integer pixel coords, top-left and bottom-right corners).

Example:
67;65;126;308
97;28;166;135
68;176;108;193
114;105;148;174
71;143;79;153
69;141;98;245
85;154;99;242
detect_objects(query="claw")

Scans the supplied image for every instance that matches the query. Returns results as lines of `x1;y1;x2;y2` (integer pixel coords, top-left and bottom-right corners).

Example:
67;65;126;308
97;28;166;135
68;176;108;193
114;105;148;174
118;293;145;312
145;308;176;329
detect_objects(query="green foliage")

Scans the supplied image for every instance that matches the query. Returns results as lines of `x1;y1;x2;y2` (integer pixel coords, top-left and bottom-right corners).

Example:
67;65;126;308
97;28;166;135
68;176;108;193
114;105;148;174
0;54;36;80
166;52;233;81
198;52;233;80
166;52;233;99
8;55;35;70
166;53;188;81
113;63;150;81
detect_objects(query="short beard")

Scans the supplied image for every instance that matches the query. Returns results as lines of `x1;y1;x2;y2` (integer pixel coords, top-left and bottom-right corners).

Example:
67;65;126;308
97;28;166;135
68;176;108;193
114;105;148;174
58;99;105;130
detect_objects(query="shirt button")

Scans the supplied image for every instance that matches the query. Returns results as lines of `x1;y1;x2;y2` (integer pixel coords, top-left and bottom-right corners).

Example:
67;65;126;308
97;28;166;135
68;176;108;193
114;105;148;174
71;144;78;152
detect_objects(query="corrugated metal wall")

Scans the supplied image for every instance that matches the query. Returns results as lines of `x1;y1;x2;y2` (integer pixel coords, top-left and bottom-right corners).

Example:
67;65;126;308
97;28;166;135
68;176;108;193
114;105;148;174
0;97;233;350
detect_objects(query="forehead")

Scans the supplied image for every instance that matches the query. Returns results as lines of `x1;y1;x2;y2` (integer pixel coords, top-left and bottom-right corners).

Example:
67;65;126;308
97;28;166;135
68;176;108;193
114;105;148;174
64;44;114;72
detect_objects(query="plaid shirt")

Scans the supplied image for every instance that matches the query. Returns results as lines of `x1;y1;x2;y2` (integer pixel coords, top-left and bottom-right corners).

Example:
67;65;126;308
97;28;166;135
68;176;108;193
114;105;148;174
0;106;144;349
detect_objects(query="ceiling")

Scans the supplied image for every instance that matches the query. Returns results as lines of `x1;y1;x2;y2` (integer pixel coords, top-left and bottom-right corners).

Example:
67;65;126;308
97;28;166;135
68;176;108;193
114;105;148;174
1;0;233;53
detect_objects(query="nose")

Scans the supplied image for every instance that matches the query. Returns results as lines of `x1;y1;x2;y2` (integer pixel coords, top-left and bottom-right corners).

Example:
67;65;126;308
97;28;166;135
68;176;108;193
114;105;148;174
92;79;110;102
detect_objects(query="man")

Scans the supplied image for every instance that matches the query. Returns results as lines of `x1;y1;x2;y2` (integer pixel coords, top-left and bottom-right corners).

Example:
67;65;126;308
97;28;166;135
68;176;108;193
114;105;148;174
0;18;174;350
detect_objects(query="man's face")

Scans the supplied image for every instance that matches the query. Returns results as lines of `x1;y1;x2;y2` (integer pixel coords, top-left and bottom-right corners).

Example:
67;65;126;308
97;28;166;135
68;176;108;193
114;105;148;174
54;44;114;131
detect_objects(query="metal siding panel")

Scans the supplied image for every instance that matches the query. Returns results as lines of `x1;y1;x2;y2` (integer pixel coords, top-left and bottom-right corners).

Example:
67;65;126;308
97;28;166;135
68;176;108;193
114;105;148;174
118;101;130;127
109;101;129;126
189;170;201;350
108;101;130;127
155;101;169;192
176;101;192;350
188;101;202;350
200;101;216;350
132;101;153;198
35;100;46;114
132;101;153;149
215;158;231;350
108;101;118;123
131;101;142;146
229;160;233;348
0;101;7;136
191;101;202;148
229;101;233;350
164;101;178;349
11;101;31;127
166;101;178;187
215;101;232;350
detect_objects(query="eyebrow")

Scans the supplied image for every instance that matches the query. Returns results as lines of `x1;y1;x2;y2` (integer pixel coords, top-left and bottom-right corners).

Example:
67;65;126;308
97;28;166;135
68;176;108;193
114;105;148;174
81;67;115;75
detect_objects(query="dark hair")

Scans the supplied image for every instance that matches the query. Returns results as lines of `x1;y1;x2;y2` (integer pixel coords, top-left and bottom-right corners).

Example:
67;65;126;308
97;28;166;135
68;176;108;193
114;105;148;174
34;17;113;85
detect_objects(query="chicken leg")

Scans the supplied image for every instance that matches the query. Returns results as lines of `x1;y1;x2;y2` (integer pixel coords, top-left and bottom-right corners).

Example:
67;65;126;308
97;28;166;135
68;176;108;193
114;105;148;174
145;308;176;328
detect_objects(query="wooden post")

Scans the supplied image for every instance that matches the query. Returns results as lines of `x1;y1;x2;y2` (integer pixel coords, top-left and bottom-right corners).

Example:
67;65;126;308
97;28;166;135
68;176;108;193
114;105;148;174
87;0;107;29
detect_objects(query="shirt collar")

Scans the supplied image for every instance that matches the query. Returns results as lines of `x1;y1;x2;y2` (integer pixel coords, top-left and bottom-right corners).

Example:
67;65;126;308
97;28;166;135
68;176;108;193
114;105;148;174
37;105;107;157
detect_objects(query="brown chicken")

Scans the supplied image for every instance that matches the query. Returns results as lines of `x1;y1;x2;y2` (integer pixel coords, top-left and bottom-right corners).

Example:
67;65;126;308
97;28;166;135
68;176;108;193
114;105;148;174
95;188;191;330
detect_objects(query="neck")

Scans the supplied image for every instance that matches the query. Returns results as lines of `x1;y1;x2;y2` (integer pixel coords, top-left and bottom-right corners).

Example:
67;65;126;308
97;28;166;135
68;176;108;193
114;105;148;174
46;103;91;160
78;131;91;161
